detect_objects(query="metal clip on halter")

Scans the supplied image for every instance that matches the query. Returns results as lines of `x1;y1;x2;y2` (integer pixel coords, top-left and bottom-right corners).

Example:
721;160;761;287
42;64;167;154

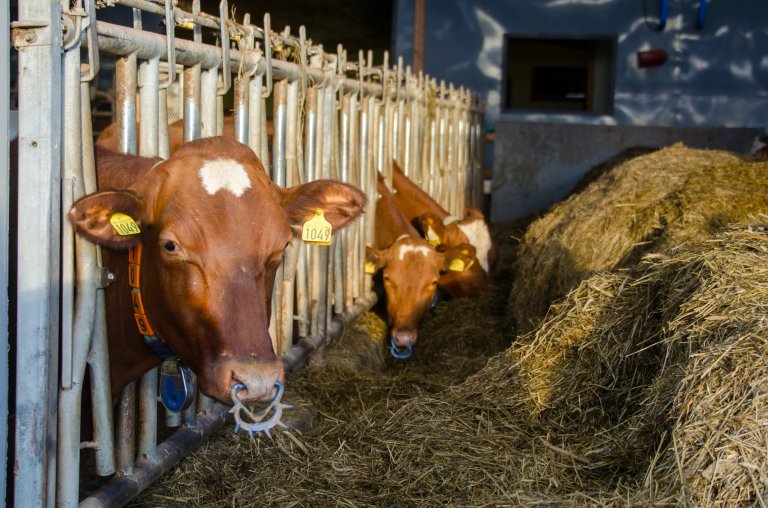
389;337;414;360
159;358;196;412
229;381;292;438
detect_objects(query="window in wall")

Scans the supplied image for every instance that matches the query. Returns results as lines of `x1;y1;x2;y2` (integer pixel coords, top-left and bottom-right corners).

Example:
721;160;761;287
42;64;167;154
502;37;616;114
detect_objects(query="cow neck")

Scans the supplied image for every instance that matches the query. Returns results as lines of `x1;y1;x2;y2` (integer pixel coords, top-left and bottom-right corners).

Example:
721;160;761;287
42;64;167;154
128;244;177;359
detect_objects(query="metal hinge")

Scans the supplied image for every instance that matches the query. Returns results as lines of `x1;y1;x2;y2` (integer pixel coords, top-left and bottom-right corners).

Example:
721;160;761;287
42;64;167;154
10;20;50;49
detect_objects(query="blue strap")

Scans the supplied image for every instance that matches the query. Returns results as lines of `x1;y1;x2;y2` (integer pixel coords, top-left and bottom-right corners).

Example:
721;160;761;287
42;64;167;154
143;334;178;358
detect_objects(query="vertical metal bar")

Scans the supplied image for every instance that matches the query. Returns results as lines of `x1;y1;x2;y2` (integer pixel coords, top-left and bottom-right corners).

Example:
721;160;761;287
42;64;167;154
234;73;250;144
0;0;8;498
138;57;160;157
201;67;218;138
158;88;169;158
115;53;138;154
270;80;287;351
184;0;202;143
116;383;136;475
88;292;116;476
57;41;86;506
14;0;62;504
279;79;300;356
139;368;158;460
247;72;263;155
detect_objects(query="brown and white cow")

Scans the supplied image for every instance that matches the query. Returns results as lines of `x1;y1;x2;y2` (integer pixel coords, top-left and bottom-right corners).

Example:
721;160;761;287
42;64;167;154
69;137;365;403
391;162;496;297
366;175;474;358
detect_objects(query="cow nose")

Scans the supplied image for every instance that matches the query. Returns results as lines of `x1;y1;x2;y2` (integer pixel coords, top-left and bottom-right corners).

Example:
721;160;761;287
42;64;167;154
230;363;285;403
392;329;417;348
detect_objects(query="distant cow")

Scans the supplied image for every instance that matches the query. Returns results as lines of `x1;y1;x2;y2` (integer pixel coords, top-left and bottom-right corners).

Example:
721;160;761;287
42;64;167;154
69;137;366;403
391;162;495;297
367;175;474;358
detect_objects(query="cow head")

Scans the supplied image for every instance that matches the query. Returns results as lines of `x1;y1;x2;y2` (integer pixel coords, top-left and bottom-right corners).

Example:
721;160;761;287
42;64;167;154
366;237;470;353
418;208;495;273
69;137;366;403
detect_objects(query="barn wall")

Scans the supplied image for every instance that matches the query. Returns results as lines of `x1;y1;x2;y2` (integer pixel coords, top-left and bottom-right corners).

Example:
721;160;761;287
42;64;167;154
493;122;762;221
393;0;768;221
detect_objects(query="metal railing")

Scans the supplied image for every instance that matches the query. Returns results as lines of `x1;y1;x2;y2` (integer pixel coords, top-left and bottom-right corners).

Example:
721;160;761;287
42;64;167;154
9;0;484;506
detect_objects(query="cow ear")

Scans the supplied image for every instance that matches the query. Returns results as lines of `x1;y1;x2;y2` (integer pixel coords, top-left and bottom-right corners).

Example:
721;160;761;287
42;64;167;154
279;179;367;232
68;190;146;249
365;246;386;272
417;212;445;245
441;243;477;273
463;207;485;220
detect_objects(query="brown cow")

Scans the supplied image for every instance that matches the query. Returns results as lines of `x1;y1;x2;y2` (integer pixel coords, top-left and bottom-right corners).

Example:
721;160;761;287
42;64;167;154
366;175;474;358
96;115;274;156
390;162;495;297
69;137;366;403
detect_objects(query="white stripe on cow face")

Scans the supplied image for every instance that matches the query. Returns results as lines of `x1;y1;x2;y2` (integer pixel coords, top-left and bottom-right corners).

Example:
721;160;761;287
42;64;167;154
398;244;431;261
457;220;492;272
199;158;252;197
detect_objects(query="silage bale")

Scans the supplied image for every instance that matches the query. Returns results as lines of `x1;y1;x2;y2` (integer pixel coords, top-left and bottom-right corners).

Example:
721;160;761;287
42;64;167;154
509;143;768;334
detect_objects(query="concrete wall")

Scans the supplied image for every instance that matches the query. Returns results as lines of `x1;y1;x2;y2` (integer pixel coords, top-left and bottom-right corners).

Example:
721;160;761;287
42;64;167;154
393;0;768;221
492;123;762;221
394;0;768;128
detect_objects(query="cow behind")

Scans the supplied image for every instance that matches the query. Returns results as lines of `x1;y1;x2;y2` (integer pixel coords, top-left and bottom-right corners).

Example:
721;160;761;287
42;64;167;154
69;137;366;403
367;175;474;356
96;116;274;156
391;162;496;297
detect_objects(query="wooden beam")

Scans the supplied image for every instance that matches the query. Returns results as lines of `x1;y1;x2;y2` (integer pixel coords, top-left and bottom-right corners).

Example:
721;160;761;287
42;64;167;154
412;0;425;72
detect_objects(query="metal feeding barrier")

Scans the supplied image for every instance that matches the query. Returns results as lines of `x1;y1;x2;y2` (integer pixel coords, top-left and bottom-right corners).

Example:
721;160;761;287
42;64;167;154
9;0;485;506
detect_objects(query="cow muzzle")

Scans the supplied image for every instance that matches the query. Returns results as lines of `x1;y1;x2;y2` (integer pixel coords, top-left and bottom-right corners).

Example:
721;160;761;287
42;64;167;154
221;359;285;404
390;329;417;359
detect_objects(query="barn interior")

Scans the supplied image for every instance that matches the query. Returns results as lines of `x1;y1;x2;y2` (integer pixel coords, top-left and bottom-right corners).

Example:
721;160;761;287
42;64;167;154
5;1;768;507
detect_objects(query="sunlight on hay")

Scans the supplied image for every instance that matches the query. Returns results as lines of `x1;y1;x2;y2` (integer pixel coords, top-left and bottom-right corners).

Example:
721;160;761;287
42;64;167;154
509;143;768;334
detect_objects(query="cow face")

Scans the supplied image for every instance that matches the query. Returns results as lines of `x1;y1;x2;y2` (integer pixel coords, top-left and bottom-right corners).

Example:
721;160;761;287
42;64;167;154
367;237;471;351
69;137;366;404
418;208;495;274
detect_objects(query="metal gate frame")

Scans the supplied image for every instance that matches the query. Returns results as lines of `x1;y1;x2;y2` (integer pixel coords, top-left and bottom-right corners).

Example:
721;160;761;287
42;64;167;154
9;0;485;506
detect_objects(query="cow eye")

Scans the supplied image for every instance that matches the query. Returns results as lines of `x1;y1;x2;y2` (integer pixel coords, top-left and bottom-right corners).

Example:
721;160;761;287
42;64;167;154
163;240;178;252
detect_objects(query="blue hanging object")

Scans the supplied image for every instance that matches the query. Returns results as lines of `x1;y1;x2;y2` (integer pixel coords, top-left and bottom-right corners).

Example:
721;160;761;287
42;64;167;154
389;336;414;360
159;359;195;412
696;0;706;29
659;0;669;30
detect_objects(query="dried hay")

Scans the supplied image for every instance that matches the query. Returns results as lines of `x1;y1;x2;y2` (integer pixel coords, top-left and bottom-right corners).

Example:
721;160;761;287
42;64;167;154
129;219;768;507
509;143;768;334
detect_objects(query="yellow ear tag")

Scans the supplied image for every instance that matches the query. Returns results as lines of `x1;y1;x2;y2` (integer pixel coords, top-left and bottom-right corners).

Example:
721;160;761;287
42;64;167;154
364;261;377;274
425;227;441;246
302;209;333;246
448;258;466;272
110;213;141;236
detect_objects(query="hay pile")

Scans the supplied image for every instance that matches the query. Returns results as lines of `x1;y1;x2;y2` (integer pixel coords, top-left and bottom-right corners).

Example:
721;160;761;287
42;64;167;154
129;213;768;506
509;143;768;334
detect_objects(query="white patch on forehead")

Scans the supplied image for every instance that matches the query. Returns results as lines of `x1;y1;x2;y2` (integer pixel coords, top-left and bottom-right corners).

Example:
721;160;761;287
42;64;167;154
397;244;431;261
198;158;252;197
458;220;492;272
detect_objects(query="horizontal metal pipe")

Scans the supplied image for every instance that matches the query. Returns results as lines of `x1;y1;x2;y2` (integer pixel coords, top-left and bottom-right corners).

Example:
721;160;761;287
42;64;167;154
87;21;485;109
79;405;229;508
282;291;378;372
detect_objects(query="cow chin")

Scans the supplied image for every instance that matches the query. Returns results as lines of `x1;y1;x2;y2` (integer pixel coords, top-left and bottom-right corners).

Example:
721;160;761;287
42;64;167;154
200;357;285;405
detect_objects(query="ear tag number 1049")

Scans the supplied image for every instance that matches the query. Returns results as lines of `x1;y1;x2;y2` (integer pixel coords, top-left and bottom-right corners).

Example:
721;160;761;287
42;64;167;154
110;213;141;236
302;209;333;246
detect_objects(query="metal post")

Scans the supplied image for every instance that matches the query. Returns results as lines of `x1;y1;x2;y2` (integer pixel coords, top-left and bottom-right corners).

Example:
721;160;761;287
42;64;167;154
0;0;10;501
13;0;63;504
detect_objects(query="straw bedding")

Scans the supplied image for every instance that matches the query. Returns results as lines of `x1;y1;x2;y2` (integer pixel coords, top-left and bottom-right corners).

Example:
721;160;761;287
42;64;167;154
127;146;768;507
